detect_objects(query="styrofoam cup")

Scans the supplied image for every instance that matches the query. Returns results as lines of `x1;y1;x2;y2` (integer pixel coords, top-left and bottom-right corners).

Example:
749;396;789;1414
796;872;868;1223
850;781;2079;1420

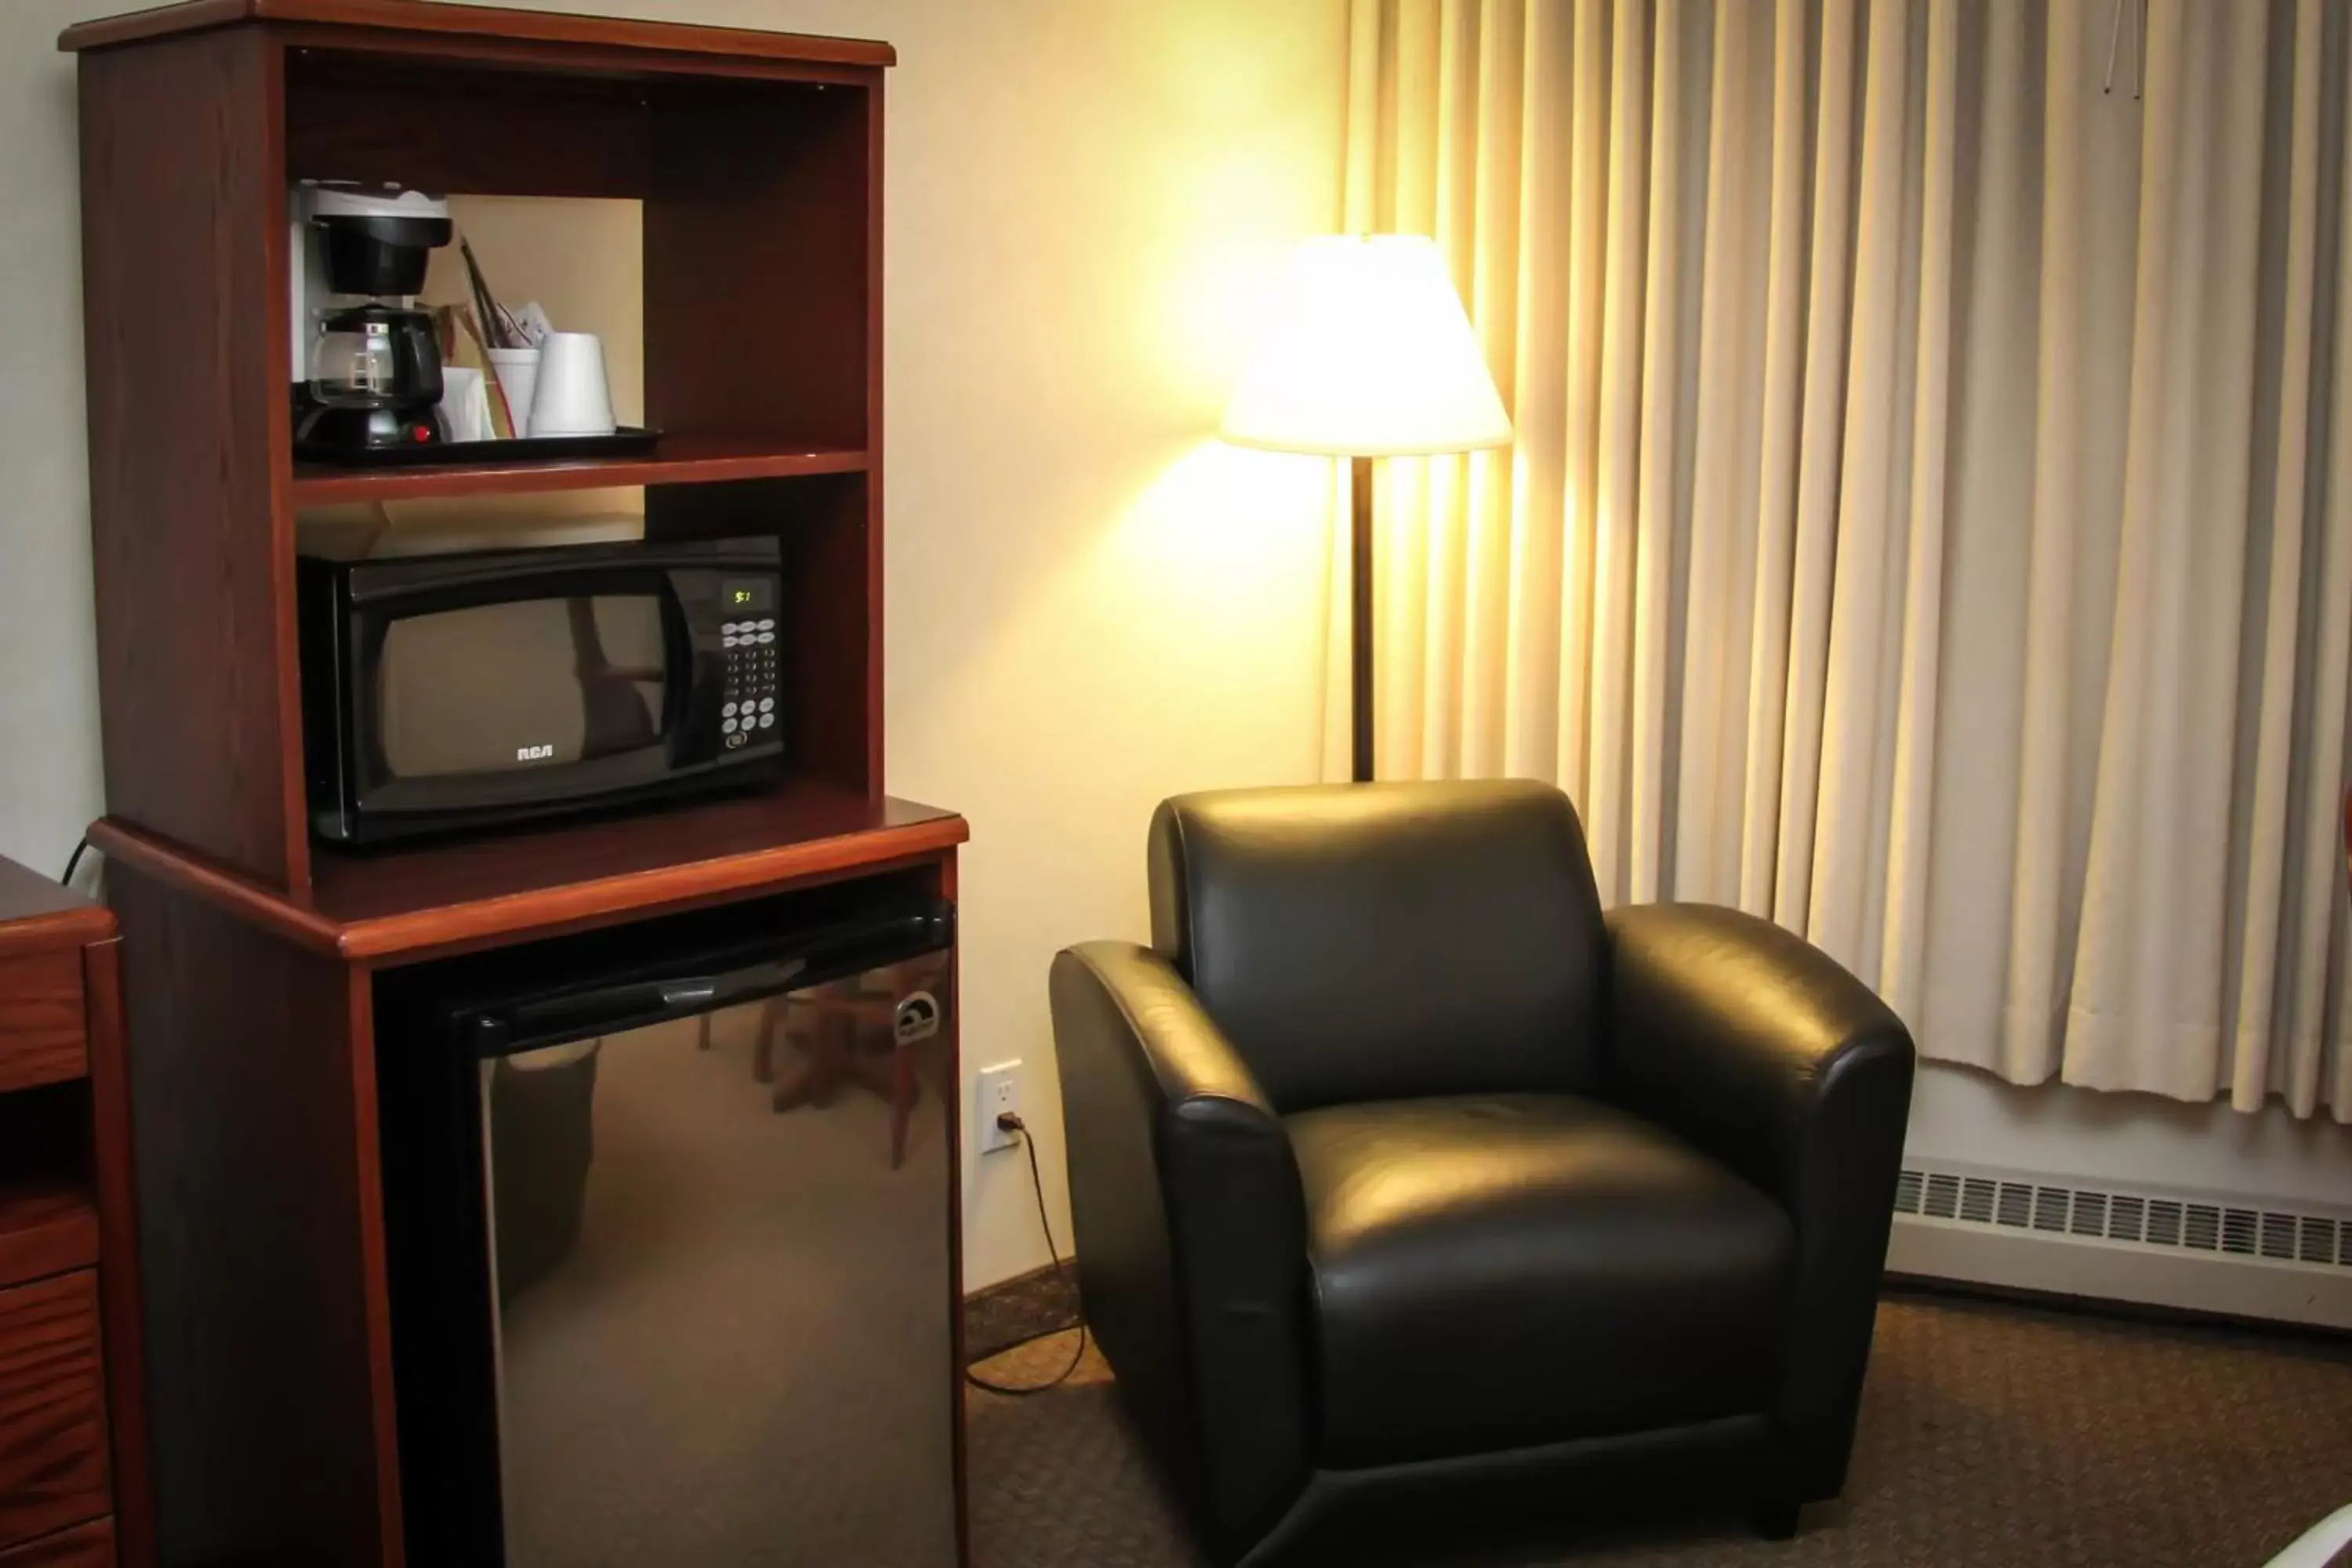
528;332;616;438
437;365;492;444
486;347;541;438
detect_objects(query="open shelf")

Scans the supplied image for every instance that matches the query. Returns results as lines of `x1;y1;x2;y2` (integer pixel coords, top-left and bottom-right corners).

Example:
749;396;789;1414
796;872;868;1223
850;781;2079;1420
0;1174;100;1290
90;782;967;964
291;434;869;506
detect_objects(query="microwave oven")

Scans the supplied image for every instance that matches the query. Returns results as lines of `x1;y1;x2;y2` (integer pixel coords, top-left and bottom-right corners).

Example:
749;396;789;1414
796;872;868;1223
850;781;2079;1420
297;536;786;845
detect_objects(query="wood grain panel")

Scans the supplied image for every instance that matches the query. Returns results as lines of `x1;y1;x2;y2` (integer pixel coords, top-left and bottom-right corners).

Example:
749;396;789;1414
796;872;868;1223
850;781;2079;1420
62;0;896;68
292;436;866;506
646;77;874;450
862;80;887;797
285;50;649;198
76;942;151;1568
76;27;302;891
0;955;86;1096
107;869;390;1567
0;1185;99;1295
89;789;967;964
0;1272;108;1550
0;1518;112;1568
0;868;111;963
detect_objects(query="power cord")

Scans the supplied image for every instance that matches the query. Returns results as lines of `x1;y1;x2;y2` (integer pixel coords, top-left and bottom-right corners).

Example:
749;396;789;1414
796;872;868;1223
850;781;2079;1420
964;1111;1088;1397
60;836;93;889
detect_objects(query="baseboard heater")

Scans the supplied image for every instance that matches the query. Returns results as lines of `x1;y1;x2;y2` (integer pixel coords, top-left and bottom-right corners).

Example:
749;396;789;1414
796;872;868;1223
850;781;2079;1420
1886;1160;2352;1330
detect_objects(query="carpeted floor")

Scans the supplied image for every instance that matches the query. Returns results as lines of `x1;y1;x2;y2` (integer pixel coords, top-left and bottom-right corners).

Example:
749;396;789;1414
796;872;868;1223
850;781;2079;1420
967;1291;2352;1567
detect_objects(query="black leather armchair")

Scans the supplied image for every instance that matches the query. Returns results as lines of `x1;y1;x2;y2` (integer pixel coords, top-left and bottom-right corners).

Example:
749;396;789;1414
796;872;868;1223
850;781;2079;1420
1051;782;1915;1566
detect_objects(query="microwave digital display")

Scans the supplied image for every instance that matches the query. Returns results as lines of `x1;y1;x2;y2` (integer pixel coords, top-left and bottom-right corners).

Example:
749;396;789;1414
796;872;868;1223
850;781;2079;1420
378;595;668;779
723;579;773;614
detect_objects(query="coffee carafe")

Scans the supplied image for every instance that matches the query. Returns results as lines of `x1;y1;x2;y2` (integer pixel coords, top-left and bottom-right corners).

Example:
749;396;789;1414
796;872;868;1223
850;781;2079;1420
293;184;454;456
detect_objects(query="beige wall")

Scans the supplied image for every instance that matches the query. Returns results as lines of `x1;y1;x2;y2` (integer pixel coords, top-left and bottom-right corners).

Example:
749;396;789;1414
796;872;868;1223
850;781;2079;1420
1;0;1348;1287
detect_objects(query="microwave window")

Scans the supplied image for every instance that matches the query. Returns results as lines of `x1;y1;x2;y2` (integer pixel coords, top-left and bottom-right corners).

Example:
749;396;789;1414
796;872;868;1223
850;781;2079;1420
377;596;667;779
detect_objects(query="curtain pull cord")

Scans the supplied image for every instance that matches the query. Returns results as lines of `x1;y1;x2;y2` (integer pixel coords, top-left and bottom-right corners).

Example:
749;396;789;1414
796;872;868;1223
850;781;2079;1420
2104;0;2147;100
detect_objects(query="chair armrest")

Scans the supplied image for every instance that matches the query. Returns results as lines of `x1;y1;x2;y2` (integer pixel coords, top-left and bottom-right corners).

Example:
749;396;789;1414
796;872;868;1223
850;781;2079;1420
1602;902;1915;1497
1049;941;1310;1555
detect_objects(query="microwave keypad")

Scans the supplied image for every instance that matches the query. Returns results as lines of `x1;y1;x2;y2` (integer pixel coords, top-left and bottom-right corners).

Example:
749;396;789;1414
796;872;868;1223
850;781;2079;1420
719;619;780;744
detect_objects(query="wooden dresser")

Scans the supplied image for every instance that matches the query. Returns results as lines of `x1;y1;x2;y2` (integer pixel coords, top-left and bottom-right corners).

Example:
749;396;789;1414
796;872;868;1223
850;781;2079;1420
0;857;151;1566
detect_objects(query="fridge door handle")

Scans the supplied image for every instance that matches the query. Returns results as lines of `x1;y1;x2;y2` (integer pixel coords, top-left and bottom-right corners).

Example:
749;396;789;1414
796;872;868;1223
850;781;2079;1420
475;955;810;1050
655;955;807;1011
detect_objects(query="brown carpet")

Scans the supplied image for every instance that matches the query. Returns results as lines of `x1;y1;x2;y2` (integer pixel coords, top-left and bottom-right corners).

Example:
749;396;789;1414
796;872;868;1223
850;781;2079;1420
967;1292;2352;1567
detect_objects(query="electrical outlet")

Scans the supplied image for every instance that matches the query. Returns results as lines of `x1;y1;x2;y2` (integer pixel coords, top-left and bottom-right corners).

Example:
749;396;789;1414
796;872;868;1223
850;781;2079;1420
976;1060;1022;1153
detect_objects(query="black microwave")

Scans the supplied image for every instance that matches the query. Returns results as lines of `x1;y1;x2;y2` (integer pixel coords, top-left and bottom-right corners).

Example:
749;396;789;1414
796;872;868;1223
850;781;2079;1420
297;537;786;845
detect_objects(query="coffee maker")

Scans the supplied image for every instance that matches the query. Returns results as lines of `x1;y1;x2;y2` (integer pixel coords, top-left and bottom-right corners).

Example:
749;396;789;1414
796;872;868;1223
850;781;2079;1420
292;183;455;456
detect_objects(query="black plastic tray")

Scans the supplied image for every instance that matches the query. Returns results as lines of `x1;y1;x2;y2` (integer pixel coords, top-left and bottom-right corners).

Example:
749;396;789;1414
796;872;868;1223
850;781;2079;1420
295;426;660;467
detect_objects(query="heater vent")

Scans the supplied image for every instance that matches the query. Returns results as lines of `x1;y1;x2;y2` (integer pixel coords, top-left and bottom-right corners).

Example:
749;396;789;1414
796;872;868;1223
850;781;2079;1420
1894;1163;2352;1274
1893;1171;1923;1214
1925;1172;1962;1219
2032;1188;2069;1233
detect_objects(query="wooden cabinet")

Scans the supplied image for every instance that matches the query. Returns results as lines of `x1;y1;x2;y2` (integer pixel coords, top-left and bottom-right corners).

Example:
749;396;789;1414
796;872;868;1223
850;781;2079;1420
0;953;88;1095
60;4;958;1565
0;859;149;1567
0;1274;110;1548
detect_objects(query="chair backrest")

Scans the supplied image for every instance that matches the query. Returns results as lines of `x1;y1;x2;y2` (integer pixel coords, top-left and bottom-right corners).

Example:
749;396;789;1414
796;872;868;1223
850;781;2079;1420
1148;780;1608;1113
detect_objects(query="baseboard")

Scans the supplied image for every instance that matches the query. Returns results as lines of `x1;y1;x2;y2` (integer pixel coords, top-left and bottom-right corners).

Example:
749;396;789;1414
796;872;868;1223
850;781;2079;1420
964;1261;1080;1362
1882;1272;2352;1343
1887;1158;2352;1332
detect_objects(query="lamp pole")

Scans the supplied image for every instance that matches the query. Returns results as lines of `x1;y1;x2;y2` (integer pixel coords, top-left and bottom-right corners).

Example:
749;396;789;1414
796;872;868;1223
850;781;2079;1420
1350;454;1375;784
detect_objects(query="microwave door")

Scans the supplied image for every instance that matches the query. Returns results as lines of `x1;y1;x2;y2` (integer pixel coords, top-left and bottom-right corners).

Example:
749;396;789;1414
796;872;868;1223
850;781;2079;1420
303;538;783;844
453;916;957;1567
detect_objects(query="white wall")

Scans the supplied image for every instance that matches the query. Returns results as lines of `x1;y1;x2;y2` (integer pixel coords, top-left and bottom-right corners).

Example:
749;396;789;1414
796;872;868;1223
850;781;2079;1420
0;2;103;884
1;0;1348;1289
1907;1064;2349;1208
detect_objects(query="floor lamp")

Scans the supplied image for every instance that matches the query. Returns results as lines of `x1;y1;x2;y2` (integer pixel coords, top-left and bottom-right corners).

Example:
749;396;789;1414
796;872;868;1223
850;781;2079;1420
1220;235;1512;782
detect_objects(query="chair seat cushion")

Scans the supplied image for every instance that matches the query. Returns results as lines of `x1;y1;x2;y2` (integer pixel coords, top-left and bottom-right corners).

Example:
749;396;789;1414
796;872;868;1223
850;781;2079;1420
1287;1092;1793;1468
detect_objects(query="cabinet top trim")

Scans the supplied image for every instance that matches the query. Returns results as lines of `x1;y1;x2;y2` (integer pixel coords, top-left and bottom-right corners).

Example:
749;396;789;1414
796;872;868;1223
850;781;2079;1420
88;787;967;964
60;0;897;68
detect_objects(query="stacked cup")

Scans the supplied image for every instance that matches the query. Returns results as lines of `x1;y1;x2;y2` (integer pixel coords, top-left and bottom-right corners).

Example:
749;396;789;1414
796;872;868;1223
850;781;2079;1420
485;332;614;439
527;333;616;438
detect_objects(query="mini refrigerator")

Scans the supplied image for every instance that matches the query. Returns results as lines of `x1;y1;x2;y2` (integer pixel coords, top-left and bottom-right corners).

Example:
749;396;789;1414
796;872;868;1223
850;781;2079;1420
373;885;959;1566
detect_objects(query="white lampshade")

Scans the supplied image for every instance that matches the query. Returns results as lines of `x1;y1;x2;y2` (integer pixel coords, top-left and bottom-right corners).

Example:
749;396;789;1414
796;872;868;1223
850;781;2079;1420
1221;234;1512;457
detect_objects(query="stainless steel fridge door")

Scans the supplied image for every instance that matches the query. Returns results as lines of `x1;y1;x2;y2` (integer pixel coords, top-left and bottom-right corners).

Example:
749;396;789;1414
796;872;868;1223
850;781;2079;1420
477;948;957;1566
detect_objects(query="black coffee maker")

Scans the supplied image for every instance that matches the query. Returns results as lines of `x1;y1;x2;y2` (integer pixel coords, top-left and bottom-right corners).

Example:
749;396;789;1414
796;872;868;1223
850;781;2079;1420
294;184;455;456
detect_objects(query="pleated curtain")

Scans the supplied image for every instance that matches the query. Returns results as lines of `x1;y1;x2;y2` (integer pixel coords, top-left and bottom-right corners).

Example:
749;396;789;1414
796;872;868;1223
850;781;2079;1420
1334;0;2352;1120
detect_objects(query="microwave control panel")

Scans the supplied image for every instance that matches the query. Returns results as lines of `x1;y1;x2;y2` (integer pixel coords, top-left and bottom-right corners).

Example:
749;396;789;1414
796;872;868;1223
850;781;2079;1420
718;613;781;749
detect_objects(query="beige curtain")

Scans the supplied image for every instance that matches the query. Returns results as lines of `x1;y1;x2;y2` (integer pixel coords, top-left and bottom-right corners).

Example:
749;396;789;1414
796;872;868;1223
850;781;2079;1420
1335;0;2352;1121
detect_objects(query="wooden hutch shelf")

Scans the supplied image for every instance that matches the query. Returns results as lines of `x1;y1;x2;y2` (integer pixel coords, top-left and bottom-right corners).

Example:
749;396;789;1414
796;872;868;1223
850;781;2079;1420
58;0;898;69
72;0;893;901
91;787;967;964
291;436;870;506
66;5;959;1564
